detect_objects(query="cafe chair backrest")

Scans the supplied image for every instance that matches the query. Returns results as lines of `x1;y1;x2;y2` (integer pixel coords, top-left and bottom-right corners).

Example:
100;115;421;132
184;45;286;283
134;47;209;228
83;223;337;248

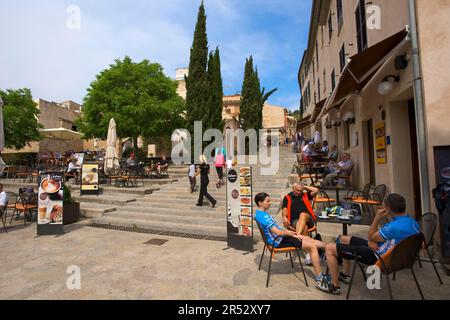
373;184;387;203
419;212;438;247
376;233;423;274
256;221;269;246
361;183;371;198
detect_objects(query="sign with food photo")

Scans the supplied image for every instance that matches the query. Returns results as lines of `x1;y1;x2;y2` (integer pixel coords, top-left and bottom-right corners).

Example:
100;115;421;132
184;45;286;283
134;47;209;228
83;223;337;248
81;163;99;194
37;172;64;235
226;166;254;251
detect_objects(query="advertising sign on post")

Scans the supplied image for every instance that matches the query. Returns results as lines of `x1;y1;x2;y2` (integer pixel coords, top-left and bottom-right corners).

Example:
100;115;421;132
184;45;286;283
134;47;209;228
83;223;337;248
226;166;253;251
37;172;64;236
375;123;387;164
81;163;99;195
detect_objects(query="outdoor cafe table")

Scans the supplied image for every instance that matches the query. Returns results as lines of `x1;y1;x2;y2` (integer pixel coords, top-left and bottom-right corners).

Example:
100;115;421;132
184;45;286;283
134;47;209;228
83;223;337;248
316;211;373;236
322;185;354;205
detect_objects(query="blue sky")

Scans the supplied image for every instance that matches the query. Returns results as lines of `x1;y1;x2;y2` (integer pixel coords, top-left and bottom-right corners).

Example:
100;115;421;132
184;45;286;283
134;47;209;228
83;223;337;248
0;0;312;111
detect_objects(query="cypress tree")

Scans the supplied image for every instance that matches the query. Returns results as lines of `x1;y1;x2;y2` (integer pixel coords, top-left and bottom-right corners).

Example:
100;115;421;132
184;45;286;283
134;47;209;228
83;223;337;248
185;1;209;133
206;47;223;131
240;56;256;130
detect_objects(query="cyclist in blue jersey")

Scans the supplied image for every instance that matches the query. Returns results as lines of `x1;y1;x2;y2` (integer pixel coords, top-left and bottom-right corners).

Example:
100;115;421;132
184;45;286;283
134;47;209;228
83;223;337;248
318;193;420;295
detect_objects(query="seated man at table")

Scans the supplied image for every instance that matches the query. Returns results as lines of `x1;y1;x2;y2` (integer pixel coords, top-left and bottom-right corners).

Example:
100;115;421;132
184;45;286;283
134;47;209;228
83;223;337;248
317;193;420;295
0;183;9;219
67;158;80;181
301;142;315;162
157;156;169;175
282;183;319;237
126;153;137;168
255;192;328;285
322;153;353;186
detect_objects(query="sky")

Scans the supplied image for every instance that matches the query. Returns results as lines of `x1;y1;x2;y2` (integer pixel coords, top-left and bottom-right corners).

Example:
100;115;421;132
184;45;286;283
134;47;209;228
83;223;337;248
0;0;312;111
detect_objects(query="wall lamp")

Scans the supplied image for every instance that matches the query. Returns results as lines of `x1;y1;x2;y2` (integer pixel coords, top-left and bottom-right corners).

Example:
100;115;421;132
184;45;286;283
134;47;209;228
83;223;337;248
343;112;355;124
325;119;332;129
377;75;400;96
332;119;341;128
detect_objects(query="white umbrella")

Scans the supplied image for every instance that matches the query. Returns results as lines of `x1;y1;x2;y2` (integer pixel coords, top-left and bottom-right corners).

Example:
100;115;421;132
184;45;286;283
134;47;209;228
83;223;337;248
0;97;5;174
104;118;120;175
39;128;82;140
0;96;4;151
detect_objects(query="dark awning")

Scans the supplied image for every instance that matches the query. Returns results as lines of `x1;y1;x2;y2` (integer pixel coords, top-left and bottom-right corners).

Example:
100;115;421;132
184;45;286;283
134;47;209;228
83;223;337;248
310;98;327;123
325;29;408;110
297;115;312;130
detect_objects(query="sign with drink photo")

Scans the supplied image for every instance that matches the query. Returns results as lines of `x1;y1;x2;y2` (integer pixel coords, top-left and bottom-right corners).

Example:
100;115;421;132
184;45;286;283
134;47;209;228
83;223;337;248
37;172;64;235
81;163;99;194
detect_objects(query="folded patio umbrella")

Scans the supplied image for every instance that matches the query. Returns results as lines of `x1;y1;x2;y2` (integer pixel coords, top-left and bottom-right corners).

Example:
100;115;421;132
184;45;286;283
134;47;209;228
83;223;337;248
0;96;4;152
104;118;120;175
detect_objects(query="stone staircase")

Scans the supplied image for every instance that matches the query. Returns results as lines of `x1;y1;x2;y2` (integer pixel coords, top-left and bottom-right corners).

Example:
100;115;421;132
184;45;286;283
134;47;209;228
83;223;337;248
90;148;297;240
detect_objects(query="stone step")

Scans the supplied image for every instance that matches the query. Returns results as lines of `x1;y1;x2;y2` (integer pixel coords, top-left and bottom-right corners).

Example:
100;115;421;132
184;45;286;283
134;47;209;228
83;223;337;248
79;203;117;218
91;216;227;238
68;185;160;196
120;204;225;217
73;194;139;206
105;210;223;226
128;200;226;211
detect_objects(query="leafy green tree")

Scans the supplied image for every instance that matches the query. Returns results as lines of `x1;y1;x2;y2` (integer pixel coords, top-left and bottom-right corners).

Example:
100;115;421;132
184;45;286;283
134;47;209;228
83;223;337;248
240;57;277;132
76;56;185;159
206;47;223;130
0;88;42;150
185;1;209;132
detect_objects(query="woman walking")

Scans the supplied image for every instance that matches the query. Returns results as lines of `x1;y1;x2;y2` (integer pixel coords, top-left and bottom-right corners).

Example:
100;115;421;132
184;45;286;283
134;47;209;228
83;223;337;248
196;155;217;208
214;147;226;188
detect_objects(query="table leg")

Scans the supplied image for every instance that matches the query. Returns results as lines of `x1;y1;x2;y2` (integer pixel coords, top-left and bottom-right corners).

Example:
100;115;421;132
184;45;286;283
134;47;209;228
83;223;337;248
343;224;348;236
336;189;340;205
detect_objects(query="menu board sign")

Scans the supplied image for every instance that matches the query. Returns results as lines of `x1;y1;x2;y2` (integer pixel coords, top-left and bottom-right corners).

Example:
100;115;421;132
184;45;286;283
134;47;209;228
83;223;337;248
37;172;64;236
81;163;99;195
226;166;253;251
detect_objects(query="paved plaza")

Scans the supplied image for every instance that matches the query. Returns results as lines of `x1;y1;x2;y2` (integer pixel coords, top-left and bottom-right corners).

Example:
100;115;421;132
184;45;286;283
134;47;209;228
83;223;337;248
1;220;449;300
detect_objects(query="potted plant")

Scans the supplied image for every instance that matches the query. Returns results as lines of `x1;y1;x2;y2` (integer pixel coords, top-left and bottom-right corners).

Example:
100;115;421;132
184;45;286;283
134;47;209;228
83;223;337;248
63;184;80;225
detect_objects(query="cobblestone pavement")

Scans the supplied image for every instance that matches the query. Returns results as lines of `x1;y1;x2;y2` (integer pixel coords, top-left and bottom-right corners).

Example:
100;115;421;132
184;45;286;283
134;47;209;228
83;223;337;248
1;221;449;300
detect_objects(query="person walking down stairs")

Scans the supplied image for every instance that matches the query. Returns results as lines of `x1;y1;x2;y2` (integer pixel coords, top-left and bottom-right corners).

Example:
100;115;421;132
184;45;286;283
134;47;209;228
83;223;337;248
196;155;217;208
214;147;226;189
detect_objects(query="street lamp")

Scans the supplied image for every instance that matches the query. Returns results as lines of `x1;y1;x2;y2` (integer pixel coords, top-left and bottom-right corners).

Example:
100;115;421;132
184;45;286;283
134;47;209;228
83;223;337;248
377;75;400;96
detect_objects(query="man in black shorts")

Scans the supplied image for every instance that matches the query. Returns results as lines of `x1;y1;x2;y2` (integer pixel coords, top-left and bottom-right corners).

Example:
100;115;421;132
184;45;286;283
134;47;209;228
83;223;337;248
254;192;327;286
282;183;319;236
317;193;420;295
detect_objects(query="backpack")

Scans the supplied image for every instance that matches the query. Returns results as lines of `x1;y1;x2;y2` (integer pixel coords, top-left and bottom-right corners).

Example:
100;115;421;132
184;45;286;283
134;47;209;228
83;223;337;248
433;181;450;216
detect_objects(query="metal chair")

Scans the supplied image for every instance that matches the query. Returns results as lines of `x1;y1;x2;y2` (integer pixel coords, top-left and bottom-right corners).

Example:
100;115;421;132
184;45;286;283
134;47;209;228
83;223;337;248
416;212;443;285
313;190;335;211
346;233;425;300
1;201;8;233
256;221;309;288
351;184;387;218
9;194;37;225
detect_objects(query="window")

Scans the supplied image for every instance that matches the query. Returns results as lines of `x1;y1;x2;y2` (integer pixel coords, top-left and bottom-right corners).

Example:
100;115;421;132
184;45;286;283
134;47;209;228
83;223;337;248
323;70;326;93
344;122;351;149
355;0;368;52
312;60;316;82
328;13;333;42
337;0;344;32
331;69;336;91
316;41;319;69
339;43;346;72
317;79;321;101
321;26;324;48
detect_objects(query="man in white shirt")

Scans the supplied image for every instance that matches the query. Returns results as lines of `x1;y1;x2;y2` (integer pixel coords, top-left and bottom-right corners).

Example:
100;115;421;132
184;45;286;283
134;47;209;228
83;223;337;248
0;183;8;216
323;153;354;186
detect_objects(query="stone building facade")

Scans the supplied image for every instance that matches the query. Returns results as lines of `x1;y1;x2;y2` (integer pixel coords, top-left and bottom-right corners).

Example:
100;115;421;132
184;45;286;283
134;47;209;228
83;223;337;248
298;0;450;224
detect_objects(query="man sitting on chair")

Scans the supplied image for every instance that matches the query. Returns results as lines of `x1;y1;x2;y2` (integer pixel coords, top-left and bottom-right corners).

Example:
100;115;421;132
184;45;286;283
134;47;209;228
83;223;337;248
282;183;319;237
322;153;353;186
0;183;9;219
317;193;420;295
